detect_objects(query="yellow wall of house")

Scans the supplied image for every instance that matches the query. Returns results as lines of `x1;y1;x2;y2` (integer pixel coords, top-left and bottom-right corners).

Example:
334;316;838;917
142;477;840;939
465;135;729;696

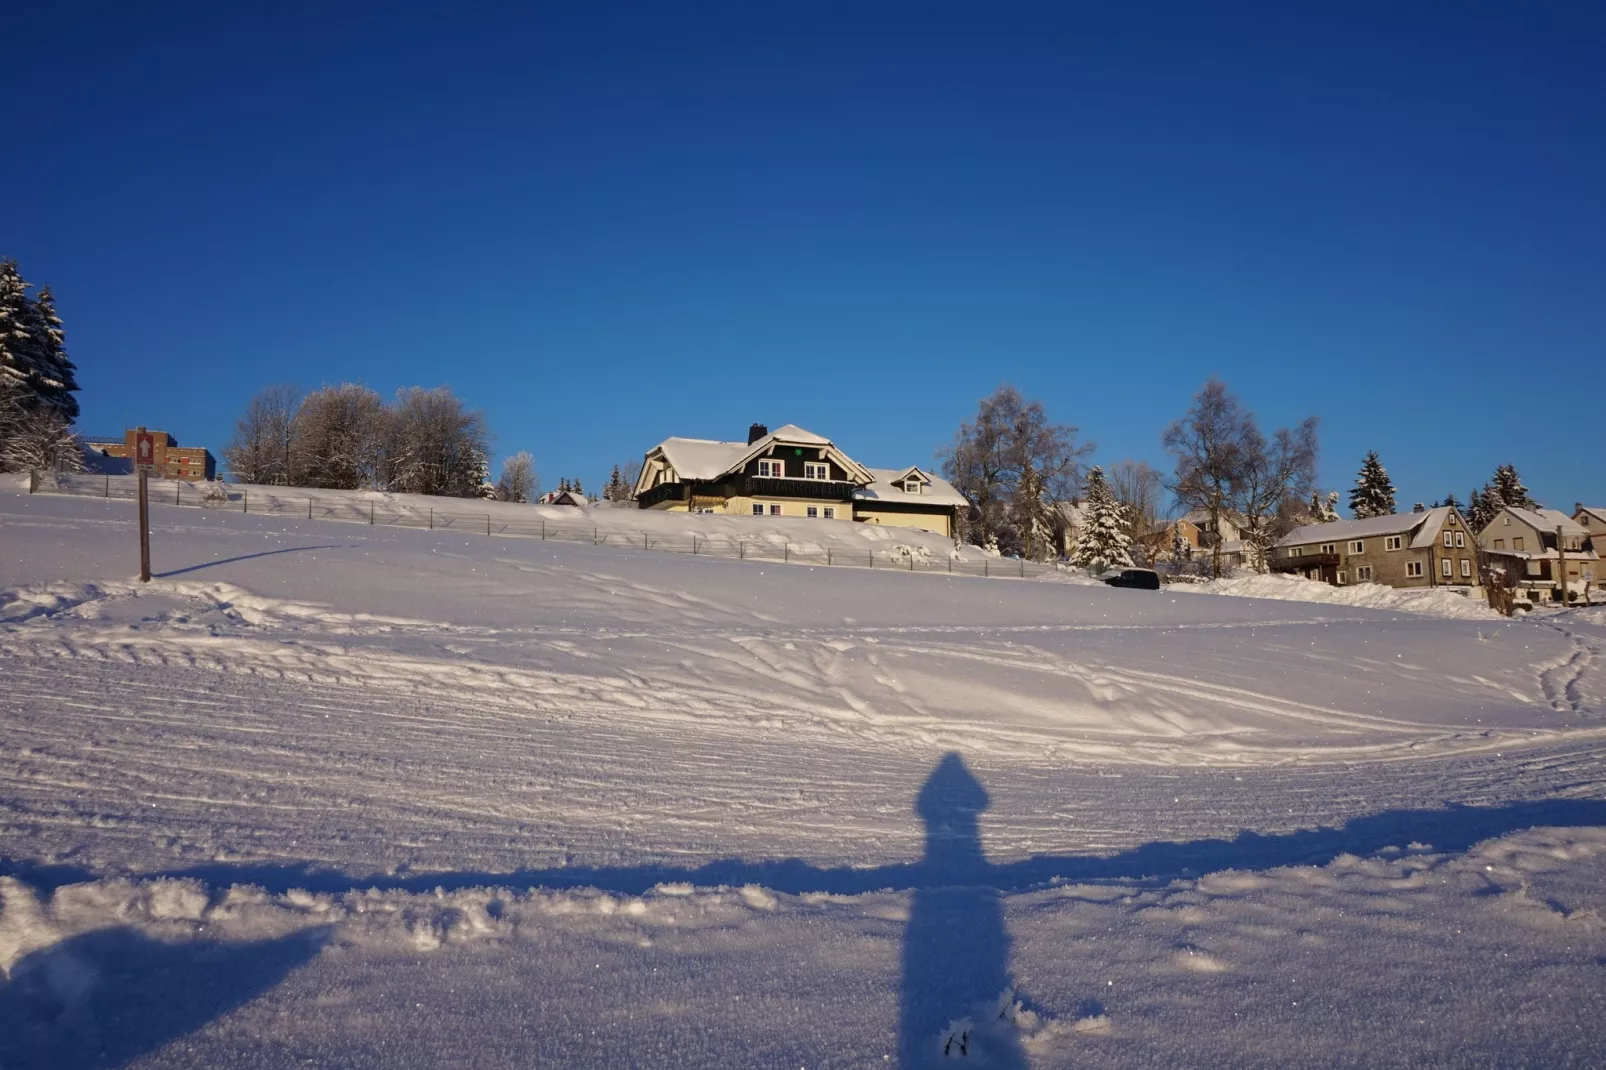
724;495;851;520
854;508;953;539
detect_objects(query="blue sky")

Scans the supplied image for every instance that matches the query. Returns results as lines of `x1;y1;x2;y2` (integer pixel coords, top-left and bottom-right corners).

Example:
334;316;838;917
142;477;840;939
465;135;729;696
9;2;1603;509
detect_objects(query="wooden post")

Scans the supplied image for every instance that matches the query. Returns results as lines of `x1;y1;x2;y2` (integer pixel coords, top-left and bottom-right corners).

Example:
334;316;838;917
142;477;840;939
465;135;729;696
1019;558;1025;578
370;501;375;525
908;554;914;571
984;559;989;578
739;542;745;560
137;467;151;583
540;520;546;541
693;536;699;555
176;481;181;506
826;547;831;566
487;514;492;536
643;533;648;550
308;498;313;519
868;550;873;568
104;475;110;498
784;543;789;562
429;508;433;530
243;490;248;514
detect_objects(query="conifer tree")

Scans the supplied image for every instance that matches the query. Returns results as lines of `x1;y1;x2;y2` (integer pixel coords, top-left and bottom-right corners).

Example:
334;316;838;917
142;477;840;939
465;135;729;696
1348;451;1397;519
1488;464;1536;510
21;285;79;420
1469;487;1495;530
1069;466;1133;571
0;259;32;393
1440;492;1464;518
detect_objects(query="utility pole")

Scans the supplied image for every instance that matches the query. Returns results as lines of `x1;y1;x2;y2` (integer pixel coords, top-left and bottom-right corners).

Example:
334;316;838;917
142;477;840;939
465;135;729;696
1557;523;1567;605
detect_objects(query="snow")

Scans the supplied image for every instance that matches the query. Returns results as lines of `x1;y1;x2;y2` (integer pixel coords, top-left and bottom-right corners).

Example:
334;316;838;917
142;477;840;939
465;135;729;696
855;467;969;508
1177;571;1502;620
1503;505;1590;539
3;490;1605;1067
1277;507;1448;549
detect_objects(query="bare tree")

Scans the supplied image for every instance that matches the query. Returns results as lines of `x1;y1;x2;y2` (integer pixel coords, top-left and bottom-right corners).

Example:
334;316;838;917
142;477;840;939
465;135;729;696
496;450;538;503
224;385;301;485
291;383;387;489
382;386;490;498
940;384;1091;558
1107;459;1165;565
1164;379;1318;576
1163;380;1250;578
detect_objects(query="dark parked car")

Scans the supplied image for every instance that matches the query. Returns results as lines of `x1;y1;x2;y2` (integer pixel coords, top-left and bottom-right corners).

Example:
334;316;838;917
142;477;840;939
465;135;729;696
1100;567;1161;590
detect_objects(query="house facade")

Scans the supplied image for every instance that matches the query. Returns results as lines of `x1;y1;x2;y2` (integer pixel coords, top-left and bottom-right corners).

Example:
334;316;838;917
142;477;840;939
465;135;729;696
1574;505;1606;544
1479;506;1599;602
634;423;962;537
1270;507;1478;589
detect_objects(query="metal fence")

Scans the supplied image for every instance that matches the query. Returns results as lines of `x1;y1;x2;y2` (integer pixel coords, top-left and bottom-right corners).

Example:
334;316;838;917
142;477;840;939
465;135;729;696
32;473;1069;582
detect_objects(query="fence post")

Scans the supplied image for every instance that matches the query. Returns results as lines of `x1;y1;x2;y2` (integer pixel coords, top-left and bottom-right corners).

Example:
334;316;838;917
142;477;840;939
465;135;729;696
540;520;546;541
739;542;745;560
784;543;789;562
370;502;375;525
593;527;598;545
693;536;699;555
429;508;433;530
984;560;989;578
176;481;181;506
869;550;873;568
308;498;313;519
826;547;831;566
909;554;914;571
947;557;952;574
1019;558;1025;578
244;490;248;514
487;514;492;536
105;475;110;498
643;532;648;550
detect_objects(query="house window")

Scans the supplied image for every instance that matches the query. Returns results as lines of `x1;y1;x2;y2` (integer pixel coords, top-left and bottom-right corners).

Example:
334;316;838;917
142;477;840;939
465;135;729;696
903;479;923;494
1461;559;1472;578
757;459;784;478
1350;540;1365;554
752;503;764;516
1290;547;1304;557
769;503;782;516
1441;559;1453;577
1356;565;1373;582
1494;539;1504;549
1336;571;1347;585
1513;537;1524;552
823;507;835;519
1442;531;1453;548
1320;543;1335;555
1454;532;1465;548
806;506;819;519
1385;536;1402;551
1406;561;1423;577
1503;516;1510;525
803;462;829;481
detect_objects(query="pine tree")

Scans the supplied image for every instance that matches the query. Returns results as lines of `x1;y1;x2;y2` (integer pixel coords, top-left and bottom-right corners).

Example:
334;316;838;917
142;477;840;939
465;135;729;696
1469;487;1495;530
1169;527;1192;566
1489;464;1536;510
21;286;79;420
1069;466;1133;571
0;259;33;393
573;477;584;498
558;477;571;493
1348;451;1397;519
1440;492;1464;518
1306;490;1340;523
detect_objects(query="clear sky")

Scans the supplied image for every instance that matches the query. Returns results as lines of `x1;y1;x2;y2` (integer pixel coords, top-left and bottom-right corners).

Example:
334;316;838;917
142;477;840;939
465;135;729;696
9;2;1603;509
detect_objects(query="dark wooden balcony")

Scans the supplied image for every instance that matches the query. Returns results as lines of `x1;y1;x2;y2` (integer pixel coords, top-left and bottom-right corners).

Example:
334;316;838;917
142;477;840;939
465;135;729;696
1271;552;1340;572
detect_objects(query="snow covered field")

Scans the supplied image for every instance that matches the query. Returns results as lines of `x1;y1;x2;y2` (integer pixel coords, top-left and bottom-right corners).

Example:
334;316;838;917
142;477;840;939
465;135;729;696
2;490;1604;1067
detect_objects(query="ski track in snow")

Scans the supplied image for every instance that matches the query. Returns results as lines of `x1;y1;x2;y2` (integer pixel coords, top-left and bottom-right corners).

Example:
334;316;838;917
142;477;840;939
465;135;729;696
2;492;1605;1068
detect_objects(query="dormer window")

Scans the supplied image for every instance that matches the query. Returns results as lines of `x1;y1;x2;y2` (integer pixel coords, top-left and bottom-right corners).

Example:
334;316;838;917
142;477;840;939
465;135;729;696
757;459;784;478
803;462;829;480
903;479;923;494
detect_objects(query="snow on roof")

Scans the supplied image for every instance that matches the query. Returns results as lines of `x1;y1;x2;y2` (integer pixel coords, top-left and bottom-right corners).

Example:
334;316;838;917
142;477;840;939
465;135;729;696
1408;507;1456;549
1503;506;1589;538
1278;508;1448;548
656;437;749;481
1577;506;1606;525
853;468;969;508
649;425;874;485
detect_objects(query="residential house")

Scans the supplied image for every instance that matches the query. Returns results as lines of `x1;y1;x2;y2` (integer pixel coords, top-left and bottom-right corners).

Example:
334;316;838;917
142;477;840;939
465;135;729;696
634;423;962;537
1479;506;1599;603
83;430;216;482
1270;506;1478;589
1574;505;1606;544
539;489;589;507
1181;509;1249;569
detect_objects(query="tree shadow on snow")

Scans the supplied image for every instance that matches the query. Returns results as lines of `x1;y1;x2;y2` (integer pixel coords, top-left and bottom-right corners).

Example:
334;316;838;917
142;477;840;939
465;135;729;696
0;925;328;1070
154;543;356;578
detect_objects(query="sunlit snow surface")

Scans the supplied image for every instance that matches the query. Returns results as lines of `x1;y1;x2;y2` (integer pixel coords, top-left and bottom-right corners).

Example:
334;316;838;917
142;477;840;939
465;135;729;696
2;491;1604;1068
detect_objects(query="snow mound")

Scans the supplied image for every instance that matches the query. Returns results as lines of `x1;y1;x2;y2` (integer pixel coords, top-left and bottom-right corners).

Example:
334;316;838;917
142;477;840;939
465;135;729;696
1179;573;1501;620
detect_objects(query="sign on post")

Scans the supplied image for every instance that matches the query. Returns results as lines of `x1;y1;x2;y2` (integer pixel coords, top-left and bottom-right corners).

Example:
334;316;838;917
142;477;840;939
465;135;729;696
134;430;157;473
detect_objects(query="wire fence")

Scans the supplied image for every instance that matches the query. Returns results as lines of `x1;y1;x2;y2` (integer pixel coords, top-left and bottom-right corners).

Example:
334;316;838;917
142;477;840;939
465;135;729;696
32;473;1071;582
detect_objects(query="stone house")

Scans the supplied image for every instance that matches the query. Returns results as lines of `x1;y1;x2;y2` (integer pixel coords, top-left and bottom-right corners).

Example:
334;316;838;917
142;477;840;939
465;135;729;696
1479;506;1599;603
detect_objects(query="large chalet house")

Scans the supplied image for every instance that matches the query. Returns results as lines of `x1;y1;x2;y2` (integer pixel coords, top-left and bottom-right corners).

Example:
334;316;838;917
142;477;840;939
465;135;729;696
1478;505;1599;603
1270;506;1478;590
633;423;966;538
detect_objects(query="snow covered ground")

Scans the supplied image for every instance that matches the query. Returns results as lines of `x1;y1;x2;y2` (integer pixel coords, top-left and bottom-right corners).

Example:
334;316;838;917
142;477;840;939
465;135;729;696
2;490;1604;1067
1174;571;1504;621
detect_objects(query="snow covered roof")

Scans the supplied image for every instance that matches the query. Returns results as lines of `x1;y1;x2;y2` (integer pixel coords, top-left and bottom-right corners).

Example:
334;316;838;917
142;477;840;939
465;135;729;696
1278;508;1450;549
854;468;969;508
1577;506;1606;526
646;425;874;485
1501;506;1589;539
1407;507;1456;549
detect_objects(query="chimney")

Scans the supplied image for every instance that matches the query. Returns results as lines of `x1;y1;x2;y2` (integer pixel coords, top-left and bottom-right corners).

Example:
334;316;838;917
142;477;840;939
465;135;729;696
1412;503;1425;513
747;423;768;445
1578;502;1585;516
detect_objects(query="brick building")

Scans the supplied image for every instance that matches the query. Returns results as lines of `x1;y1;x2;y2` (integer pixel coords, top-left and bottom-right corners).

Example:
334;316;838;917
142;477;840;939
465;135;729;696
84;430;216;482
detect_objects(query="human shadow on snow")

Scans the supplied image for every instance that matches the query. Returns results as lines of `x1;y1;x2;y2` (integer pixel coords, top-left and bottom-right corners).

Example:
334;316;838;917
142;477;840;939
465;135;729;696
0;925;328;1070
26;791;1601;901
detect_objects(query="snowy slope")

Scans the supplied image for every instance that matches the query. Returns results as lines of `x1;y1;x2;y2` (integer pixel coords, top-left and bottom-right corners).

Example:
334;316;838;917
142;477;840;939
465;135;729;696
2;490;1604;1068
1178;571;1503;620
